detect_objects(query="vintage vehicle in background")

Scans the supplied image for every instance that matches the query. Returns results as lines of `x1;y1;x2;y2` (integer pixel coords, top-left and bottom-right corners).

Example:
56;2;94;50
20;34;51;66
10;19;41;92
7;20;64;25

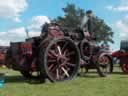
0;46;8;67
0;52;5;66
5;22;113;82
112;40;128;73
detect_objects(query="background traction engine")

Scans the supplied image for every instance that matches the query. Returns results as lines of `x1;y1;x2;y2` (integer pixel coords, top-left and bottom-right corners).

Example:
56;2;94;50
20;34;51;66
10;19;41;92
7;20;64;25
5;23;80;82
63;27;113;77
112;40;128;73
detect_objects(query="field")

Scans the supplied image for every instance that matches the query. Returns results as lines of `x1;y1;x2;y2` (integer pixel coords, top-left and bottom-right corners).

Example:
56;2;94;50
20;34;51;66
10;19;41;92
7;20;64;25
0;67;128;96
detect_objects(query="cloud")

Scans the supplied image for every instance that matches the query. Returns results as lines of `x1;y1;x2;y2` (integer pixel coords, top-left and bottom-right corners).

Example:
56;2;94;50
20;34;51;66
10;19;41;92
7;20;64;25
106;5;128;11
106;0;128;12
0;27;26;46
114;16;128;40
0;15;50;46
28;16;51;31
0;27;41;46
0;0;28;22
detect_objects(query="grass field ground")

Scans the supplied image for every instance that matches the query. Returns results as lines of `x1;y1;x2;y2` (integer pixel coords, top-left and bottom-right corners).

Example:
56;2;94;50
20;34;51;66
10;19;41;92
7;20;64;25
0;67;128;96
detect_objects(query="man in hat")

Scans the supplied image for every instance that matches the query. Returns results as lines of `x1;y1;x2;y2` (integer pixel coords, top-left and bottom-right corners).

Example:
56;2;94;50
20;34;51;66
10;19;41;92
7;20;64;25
80;10;95;37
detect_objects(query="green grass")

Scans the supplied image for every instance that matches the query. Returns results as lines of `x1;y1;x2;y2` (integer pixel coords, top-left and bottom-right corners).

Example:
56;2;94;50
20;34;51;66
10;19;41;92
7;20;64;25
0;67;128;96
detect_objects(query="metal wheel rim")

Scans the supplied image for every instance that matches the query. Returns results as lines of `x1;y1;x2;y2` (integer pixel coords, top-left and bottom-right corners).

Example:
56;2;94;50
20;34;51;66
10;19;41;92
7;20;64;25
44;38;80;81
98;55;110;74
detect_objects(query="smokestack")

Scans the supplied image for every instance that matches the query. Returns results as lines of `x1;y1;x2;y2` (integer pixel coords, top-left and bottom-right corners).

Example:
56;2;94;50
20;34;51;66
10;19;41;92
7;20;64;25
25;28;29;38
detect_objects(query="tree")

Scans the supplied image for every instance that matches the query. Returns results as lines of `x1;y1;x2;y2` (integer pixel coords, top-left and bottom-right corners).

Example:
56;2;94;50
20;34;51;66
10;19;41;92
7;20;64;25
53;3;114;44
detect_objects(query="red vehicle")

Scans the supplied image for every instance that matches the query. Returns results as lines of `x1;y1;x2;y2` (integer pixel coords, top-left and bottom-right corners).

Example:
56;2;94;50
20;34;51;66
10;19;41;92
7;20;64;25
0;46;8;67
5;23;112;82
5;23;80;82
112;40;128;73
0;52;5;66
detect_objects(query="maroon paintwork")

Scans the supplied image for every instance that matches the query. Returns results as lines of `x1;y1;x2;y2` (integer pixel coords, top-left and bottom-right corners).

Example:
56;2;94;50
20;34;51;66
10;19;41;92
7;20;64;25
0;52;5;66
112;50;128;73
5;23;81;82
5;22;112;82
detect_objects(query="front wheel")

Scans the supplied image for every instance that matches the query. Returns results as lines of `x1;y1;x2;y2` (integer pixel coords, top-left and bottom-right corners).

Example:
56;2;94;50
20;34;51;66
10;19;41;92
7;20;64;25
97;54;113;77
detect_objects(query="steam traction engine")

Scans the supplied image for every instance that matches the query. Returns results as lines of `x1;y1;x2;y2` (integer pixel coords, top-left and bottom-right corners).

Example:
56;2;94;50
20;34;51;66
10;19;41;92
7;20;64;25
6;23;80;82
5;23;112;82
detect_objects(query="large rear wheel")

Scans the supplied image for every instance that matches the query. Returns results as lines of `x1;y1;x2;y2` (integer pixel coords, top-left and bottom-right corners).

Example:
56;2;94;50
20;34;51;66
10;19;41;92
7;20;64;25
39;37;80;82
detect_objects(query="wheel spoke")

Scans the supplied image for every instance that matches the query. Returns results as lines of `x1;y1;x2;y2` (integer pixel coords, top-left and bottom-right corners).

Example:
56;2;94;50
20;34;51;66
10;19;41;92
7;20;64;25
60;60;68;67
56;68;60;80
61;67;69;77
99;56;109;65
50;64;57;72
48;64;54;71
49;50;58;57
57;46;62;55
48;53;56;58
48;59;56;63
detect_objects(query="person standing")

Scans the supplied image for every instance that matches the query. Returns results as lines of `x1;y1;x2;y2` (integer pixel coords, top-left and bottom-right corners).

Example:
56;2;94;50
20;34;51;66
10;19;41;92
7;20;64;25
80;10;95;37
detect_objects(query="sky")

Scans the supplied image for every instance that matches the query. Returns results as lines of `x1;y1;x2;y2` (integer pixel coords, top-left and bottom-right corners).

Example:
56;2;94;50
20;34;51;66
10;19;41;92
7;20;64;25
0;0;128;51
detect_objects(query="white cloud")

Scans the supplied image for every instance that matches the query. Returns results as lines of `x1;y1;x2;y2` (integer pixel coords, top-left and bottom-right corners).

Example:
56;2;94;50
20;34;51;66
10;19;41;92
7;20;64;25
114;16;128;40
0;0;28;22
0;27;26;46
28;16;51;31
106;5;128;11
13;17;22;23
106;0;128;11
0;27;41;46
0;40;9;46
0;15;50;46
